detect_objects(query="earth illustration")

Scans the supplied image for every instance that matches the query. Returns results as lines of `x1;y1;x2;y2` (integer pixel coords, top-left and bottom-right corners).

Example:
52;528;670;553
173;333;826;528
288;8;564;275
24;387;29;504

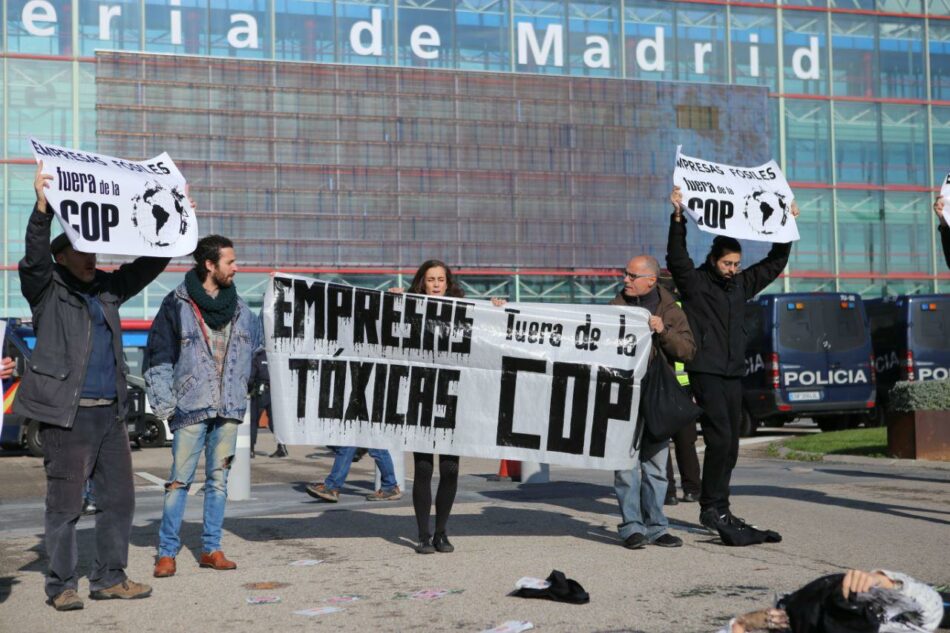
131;183;190;247
743;190;789;235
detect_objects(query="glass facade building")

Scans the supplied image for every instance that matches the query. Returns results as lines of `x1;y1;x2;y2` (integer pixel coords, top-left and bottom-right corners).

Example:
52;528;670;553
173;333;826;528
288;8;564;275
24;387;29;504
2;0;949;317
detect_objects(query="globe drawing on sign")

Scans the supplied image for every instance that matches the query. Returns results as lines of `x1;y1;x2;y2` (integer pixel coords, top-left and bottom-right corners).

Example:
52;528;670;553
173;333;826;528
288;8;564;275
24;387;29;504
742;189;789;236
131;182;190;247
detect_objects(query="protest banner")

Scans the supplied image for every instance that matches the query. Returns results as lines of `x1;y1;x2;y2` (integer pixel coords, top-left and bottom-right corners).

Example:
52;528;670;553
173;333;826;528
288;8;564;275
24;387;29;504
29;138;197;257
673;146;800;243
941;172;950;226
263;274;653;470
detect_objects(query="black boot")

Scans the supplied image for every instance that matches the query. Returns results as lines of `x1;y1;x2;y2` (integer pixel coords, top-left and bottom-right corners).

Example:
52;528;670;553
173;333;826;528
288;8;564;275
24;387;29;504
270;444;288;458
415;536;435;554
432;532;454;553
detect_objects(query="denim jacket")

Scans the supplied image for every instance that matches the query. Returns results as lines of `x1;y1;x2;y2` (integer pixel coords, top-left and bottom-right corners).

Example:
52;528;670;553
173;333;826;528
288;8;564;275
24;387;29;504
143;281;262;431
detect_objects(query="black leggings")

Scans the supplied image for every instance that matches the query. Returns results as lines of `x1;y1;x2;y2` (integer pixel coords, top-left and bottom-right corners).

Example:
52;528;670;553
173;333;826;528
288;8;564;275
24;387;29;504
412;453;459;539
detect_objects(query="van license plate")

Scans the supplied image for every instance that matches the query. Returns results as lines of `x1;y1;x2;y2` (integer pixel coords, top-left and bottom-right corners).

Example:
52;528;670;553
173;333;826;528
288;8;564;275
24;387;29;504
789;391;821;402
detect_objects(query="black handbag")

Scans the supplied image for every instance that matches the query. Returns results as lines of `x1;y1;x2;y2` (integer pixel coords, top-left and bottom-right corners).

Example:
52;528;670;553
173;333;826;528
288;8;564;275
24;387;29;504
640;344;703;442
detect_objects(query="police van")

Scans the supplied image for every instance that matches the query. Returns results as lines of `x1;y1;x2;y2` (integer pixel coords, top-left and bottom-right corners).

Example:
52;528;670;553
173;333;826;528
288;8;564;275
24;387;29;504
866;294;950;425
741;293;876;434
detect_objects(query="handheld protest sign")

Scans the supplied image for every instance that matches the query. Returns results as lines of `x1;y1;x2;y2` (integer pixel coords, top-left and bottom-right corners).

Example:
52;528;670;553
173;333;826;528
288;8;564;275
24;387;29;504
673;146;800;243
30;138;198;257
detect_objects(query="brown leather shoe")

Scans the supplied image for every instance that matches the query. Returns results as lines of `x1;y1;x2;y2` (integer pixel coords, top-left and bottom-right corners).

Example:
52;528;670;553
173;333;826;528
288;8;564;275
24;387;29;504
199;551;237;571
153;556;176;578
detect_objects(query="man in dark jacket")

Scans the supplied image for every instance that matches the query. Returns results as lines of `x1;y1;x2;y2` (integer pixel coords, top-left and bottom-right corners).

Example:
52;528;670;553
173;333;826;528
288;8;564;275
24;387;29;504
666;185;797;535
609;255;696;549
934;196;950;269
17;162;169;610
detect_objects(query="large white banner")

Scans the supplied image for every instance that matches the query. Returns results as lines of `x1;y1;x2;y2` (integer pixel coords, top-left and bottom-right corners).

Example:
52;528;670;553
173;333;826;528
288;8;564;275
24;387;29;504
941;172;950;226
30;138;198;257
673;146;800;243
263;274;653;470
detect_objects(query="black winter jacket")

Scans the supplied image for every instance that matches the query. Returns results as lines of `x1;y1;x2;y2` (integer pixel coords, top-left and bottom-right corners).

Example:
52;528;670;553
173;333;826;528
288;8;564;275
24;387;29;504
14;207;169;428
666;213;791;377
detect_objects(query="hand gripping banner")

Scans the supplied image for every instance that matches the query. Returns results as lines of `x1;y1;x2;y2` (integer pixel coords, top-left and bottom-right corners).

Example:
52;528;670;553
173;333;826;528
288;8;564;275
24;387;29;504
263;273;653;471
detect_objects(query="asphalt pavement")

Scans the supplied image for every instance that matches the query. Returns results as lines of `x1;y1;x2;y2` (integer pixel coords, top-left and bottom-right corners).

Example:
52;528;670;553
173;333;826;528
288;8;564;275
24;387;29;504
0;430;947;633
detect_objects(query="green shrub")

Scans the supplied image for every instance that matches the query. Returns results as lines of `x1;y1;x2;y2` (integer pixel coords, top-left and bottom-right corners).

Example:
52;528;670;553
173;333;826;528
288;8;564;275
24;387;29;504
887;380;950;412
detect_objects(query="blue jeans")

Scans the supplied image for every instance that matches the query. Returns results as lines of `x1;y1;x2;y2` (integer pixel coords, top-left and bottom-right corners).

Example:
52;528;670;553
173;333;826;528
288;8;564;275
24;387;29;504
613;439;670;541
158;418;239;558
324;446;397;491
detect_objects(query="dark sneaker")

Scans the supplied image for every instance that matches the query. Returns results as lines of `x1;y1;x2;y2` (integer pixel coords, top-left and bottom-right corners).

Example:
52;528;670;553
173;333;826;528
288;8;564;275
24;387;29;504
622;533;648;550
664;494;679;506
699;508;727;535
365;486;402;501
269;444;288;458
432;532;454;553
415;537;436;554
305;483;339;502
81;499;97;516
49;589;84;611
724;512;757;529
651;533;683;548
89;579;152;600
682;492;700;503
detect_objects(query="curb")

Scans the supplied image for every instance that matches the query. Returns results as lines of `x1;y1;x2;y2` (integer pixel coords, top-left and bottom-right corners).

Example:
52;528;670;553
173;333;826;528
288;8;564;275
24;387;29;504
769;442;950;471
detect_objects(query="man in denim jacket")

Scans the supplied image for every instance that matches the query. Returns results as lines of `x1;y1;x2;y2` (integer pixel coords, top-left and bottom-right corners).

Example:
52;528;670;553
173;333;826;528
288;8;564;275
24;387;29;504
144;235;261;578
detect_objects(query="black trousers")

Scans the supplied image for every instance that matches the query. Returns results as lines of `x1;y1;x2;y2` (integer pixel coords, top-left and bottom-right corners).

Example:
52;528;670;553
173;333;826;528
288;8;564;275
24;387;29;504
665;417;701;497
41;404;134;598
249;394;273;451
688;373;743;513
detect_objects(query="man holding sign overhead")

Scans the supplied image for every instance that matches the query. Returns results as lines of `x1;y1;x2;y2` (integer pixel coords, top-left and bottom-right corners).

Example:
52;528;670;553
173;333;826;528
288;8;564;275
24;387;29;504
666;171;798;539
17;161;173;611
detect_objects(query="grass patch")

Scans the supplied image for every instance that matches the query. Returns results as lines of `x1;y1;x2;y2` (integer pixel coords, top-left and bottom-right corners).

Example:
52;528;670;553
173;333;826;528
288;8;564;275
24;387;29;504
777;427;889;458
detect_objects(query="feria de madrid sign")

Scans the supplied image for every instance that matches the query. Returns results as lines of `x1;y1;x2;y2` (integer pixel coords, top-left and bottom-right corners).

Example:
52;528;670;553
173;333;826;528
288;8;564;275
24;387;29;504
17;0;823;80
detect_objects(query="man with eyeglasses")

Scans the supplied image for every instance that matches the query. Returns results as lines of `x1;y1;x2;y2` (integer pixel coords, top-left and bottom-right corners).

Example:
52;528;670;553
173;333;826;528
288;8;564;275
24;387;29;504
666;186;798;537
609;255;696;550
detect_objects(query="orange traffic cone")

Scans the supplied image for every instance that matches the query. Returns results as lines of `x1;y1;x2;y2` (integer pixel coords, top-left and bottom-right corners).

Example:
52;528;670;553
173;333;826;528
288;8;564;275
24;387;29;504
489;459;522;482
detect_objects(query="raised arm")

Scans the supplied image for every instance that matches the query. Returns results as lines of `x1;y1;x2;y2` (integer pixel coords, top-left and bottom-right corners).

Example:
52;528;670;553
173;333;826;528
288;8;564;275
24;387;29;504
739;200;798;299
935;196;950;269
18;162;56;307
666;186;698;293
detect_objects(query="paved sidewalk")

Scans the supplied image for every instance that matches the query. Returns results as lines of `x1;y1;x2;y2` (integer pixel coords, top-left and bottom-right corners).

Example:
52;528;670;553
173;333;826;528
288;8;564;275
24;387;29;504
1;452;948;632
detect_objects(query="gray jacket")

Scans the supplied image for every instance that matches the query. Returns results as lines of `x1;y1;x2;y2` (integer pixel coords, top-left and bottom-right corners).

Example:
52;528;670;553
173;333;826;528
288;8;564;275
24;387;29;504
13;207;169;428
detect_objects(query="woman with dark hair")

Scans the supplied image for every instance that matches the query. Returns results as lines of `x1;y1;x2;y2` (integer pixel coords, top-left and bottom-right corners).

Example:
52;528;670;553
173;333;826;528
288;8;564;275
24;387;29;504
392;260;503;554
666;186;798;535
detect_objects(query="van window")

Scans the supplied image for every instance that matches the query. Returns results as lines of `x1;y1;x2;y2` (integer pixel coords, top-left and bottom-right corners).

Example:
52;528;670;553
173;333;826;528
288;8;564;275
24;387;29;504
913;302;950;350
778;299;867;353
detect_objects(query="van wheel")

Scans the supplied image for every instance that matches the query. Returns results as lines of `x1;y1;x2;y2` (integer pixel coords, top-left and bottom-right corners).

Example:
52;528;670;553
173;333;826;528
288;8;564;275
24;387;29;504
137;415;166;449
25;420;43;457
740;408;757;437
817;417;849;433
